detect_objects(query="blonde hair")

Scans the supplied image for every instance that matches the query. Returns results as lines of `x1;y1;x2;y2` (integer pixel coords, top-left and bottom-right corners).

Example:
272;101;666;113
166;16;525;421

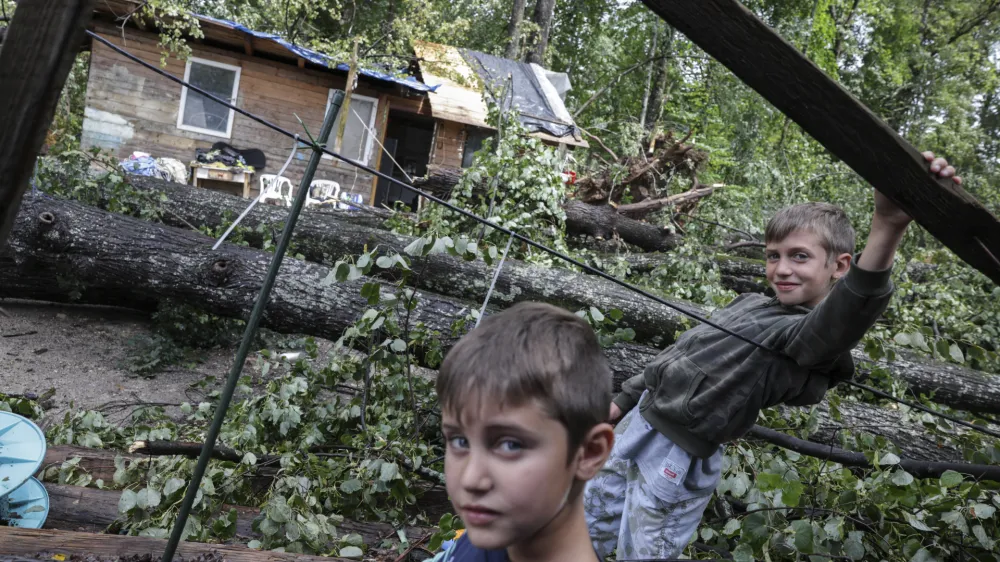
765;202;855;261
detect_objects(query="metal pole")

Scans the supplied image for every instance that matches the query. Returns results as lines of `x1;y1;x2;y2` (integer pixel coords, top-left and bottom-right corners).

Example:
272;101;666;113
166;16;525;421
160;90;346;562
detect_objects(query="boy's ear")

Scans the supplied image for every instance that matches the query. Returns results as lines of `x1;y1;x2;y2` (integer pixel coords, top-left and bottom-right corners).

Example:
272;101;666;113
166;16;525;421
574;422;614;481
831;252;852;280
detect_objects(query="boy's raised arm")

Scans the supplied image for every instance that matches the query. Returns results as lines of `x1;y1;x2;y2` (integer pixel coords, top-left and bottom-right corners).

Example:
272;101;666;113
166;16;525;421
857;151;960;271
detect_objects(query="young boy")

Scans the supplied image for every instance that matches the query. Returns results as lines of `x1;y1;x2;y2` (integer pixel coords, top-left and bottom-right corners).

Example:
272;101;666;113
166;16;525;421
432;302;617;562
584;152;962;559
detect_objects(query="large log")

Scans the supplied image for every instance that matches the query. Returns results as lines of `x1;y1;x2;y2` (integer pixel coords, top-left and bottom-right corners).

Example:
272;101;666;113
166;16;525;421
123;175;697;348
40;482;435;550
112;178;1000;416
0;524;348;561
639;0;1000;285
562;199;681;252
2;196;992;460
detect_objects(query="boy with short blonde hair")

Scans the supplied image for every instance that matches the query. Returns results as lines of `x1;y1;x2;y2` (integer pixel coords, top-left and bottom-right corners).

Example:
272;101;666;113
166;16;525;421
585;152;962;559
433;302;616;562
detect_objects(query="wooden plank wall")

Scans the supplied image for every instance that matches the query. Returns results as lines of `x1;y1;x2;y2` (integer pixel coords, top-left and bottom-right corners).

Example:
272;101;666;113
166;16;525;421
429;120;466;169
81;22;439;200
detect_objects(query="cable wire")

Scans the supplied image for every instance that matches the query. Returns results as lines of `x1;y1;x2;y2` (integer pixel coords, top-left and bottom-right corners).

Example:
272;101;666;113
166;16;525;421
87;30;1000;442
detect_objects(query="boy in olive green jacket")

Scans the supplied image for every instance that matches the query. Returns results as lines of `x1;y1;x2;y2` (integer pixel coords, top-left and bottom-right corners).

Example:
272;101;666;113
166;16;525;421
584;152;962;560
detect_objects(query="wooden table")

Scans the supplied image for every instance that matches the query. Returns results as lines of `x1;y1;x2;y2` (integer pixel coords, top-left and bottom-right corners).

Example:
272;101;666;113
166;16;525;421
190;163;254;198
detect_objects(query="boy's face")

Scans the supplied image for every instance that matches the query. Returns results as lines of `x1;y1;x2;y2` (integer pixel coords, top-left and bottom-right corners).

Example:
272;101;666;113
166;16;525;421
441;399;578;551
766;228;851;307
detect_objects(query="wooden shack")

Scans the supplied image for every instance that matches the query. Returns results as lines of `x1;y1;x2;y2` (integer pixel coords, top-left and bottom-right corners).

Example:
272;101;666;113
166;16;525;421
81;1;587;210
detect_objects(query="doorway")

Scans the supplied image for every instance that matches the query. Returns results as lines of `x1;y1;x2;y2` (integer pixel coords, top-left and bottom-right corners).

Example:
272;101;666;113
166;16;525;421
372;111;435;211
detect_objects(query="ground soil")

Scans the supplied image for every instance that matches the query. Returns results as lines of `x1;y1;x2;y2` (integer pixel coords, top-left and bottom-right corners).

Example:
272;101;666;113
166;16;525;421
0;300;237;423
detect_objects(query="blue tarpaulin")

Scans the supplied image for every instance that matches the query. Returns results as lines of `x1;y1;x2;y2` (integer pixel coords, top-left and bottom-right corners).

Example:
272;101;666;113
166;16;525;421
194;14;439;93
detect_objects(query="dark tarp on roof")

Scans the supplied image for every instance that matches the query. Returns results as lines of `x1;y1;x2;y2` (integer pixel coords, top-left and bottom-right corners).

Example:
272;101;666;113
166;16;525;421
195;14;438;93
459;49;577;140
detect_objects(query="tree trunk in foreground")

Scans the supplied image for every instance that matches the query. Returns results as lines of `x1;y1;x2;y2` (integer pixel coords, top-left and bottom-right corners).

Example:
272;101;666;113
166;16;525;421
1;526;336;561
4;196;995;461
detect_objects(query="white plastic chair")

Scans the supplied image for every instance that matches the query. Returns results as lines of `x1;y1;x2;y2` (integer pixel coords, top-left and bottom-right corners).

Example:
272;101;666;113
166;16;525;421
307;180;341;207
259;174;294;206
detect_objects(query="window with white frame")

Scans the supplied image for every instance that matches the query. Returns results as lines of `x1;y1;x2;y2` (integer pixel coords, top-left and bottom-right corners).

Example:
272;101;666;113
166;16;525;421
323;90;378;165
177;57;242;138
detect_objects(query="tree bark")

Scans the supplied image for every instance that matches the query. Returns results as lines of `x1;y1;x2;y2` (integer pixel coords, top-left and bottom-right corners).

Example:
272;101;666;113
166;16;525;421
504;0;528;59
638;18;659;131
0;524;345;561
645;24;674;128
524;0;556;65
615;184;720;218
23;180;1000;416
563;200;681;252
40;482;435;547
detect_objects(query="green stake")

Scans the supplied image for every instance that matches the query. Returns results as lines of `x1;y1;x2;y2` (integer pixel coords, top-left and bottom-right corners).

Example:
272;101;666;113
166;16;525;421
160;90;346;562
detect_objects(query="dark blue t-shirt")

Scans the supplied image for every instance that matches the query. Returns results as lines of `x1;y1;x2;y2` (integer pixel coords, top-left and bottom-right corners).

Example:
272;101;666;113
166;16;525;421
446;534;510;561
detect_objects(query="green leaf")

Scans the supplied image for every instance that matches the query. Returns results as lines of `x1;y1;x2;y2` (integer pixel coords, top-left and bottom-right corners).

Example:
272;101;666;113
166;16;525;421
608;309;624;321
242;452;258;466
880;452;901;466
356;253;371;269
137;487;161;510
699;527;715;541
340;478;363;493
403;237;428;256
266;496;292;524
940;470;964;488
911;332;930;352
379;462;399;482
904;512;932;531
935;338;950;359
118;489;138;513
390;339;407;353
971;503;996;519
782;480;804;507
247;540;262;550
589;307;605;323
910;548;935;562
891;469;915;486
334;262;351;283
949;343;965;363
973;524;994;549
893;332;911;346
342;533;364;546
346;264;364;281
791;520;814;553
732;544;755;562
756;472;783;491
723;518;741;535
376;256;394;268
843;538;865;559
339;546;364;559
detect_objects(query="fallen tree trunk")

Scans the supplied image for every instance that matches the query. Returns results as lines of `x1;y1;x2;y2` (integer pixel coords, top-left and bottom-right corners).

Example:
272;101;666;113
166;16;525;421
112;178;1000;416
124;176;699;348
563;199;681;252
747;426;1000;481
3;196;993;459
7;194;1000;419
41;482;434;549
0;525;345;562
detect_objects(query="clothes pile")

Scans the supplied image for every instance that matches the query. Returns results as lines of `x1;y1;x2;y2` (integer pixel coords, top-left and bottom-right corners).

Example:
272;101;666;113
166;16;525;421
119;152;189;184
